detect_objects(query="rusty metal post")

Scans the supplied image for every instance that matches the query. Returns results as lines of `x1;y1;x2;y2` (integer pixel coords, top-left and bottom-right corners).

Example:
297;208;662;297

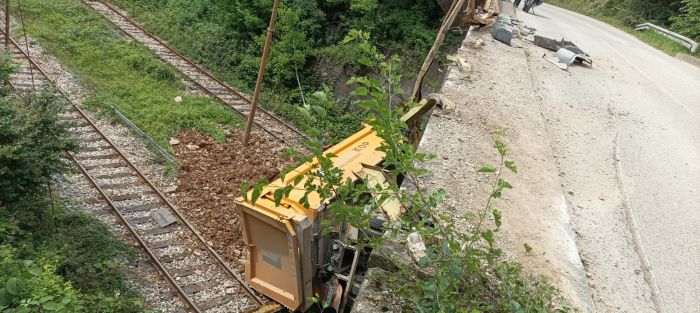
243;0;280;146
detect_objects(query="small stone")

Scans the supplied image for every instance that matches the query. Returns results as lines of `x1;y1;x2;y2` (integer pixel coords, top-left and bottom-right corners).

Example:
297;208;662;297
225;288;236;294
164;185;177;194
174;96;183;103
224;281;235;288
224;129;233;137
186;144;200;150
406;232;427;262
169;138;180;145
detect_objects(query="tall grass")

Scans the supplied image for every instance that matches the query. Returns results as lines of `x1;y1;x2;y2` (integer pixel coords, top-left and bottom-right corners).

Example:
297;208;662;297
18;0;244;149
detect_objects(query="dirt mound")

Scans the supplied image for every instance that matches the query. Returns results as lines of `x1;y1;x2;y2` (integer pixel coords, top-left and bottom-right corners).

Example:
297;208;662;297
172;130;294;271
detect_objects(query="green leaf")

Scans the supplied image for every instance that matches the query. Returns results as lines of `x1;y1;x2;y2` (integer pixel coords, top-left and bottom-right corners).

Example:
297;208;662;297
481;230;494;247
493;209;502;228
39;296;54;303
27;266;41;276
43;302;60;311
498;178;513;189
5;278;23;296
505;160;517;173
478;165;495;173
491;189;502;198
0;288;12;306
293;175;304;186
273;188;284;206
524;243;533;253
358;56;373;67
311;105;327;118
251;185;263;205
494;140;507;157
311;91;327;101
353;87;369;96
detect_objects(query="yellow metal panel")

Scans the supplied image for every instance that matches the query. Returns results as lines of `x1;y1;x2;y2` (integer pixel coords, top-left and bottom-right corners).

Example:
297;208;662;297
359;165;405;221
237;125;385;220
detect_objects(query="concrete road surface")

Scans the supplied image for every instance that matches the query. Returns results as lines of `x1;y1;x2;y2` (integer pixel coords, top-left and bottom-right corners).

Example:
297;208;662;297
515;3;700;313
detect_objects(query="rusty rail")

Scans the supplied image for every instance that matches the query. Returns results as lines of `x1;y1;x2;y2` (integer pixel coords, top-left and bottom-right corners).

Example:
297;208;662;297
85;0;309;148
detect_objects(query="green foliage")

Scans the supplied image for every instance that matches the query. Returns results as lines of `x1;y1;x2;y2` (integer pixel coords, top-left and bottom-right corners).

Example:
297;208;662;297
672;0;700;41
0;92;77;205
0;53;14;97
297;85;366;144
0;209;145;313
107;0;449;143
20;0;244;149
247;36;571;312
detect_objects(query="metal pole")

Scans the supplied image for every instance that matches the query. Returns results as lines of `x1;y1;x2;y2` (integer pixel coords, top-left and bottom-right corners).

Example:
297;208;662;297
243;0;280;146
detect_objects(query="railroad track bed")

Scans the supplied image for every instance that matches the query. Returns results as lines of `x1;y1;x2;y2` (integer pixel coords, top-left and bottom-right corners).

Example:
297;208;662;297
1;20;268;313
82;0;309;150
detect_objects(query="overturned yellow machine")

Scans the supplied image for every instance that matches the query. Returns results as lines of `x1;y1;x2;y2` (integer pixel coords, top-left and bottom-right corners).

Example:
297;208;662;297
235;100;434;311
235;125;387;311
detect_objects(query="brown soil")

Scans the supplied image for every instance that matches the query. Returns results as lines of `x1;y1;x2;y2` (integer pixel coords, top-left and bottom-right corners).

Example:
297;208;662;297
170;130;295;271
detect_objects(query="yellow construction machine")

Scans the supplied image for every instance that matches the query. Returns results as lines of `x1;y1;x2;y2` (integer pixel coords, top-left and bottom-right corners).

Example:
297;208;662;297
235;100;436;312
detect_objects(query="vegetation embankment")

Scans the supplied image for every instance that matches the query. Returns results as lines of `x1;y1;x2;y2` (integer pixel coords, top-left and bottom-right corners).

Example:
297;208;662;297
107;0;458;143
18;0;244;149
0;77;150;311
547;0;700;57
246;33;573;313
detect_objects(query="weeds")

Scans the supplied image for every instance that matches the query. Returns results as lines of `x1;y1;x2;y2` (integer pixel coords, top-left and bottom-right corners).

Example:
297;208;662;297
18;0;244;150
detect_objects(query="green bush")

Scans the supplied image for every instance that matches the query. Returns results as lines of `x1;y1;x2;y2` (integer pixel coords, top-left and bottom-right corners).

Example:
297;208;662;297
0;92;77;205
672;0;700;41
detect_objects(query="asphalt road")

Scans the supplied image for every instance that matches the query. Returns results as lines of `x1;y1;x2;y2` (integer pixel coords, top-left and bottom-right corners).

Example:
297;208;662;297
515;3;700;313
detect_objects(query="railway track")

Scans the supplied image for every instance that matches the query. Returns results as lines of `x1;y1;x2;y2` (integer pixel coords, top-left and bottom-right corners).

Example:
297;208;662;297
0;24;269;313
82;0;309;150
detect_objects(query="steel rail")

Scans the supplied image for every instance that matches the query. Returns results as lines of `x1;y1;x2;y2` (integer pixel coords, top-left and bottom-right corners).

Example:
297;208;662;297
70;154;204;313
88;0;310;146
0;26;264;311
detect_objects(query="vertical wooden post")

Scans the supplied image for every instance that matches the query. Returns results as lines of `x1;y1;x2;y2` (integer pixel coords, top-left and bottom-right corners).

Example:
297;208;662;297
243;0;280;146
4;0;9;87
4;0;9;49
410;0;469;101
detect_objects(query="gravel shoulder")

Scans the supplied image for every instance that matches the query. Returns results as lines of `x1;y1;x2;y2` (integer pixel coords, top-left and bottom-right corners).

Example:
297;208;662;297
421;2;700;313
418;27;594;311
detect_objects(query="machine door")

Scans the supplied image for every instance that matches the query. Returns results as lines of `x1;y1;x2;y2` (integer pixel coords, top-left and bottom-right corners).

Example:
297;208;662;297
239;206;305;310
